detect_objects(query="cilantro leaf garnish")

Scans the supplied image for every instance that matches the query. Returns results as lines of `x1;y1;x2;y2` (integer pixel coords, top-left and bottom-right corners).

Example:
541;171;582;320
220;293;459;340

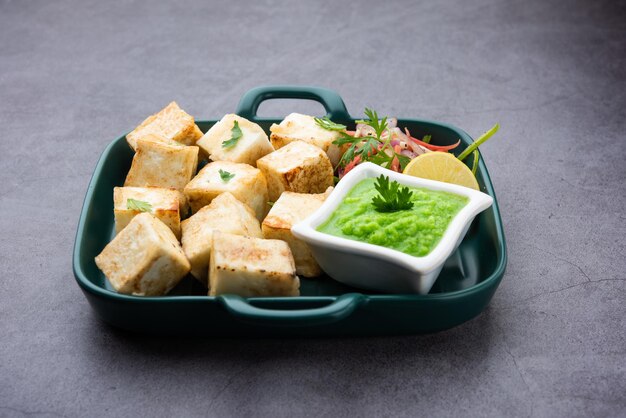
222;120;243;149
314;116;347;131
332;108;410;172
127;198;152;212
334;133;380;168
219;169;235;182
371;175;414;212
357;108;388;139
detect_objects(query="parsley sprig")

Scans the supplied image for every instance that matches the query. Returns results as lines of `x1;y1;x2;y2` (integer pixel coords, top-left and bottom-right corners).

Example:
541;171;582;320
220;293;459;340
314;116;347;131
222;120;243;149
127;198;152;212
371;175;414;212
332;108;410;170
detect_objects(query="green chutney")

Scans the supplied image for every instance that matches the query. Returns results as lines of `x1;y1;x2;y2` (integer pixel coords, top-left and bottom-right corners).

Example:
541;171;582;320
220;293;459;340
317;178;469;257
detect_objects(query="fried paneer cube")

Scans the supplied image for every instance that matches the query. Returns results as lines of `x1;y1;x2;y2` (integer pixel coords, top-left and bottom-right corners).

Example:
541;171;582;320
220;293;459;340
196;114;273;167
114;186;185;238
256;140;334;202
124;137;199;190
126;101;203;150
95;213;190;296
181;192;262;285
262;188;332;277
131;132;183;148
269;113;343;166
209;231;299;297
183;161;268;219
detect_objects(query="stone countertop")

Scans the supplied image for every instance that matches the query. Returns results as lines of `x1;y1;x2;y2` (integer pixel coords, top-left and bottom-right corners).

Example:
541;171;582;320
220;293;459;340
1;0;624;417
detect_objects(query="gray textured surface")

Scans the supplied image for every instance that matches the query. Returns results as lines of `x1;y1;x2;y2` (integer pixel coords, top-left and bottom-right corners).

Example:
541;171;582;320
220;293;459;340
1;0;625;416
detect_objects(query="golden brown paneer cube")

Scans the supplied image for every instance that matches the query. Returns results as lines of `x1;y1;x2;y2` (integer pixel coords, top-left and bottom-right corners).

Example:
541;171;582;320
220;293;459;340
181;192;262;285
114;186;184;238
183;161;268;219
262;188;332;277
270;113;343;166
196;114;274;167
124;137;199;190
256;140;334;202
209;231;299;297
95;213;190;296
131;132;183;148
126;101;203;150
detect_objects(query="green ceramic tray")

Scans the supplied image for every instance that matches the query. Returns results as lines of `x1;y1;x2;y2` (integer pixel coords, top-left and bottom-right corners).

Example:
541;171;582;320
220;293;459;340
72;86;507;336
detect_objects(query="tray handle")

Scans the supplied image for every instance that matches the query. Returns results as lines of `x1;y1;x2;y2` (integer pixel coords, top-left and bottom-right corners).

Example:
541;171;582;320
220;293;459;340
235;85;351;122
216;293;365;327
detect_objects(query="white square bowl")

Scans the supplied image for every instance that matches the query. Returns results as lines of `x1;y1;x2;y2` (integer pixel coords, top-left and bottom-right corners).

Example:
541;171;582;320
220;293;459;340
291;162;494;294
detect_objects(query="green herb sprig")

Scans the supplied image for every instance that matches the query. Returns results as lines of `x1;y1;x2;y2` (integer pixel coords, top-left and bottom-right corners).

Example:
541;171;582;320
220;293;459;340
314;116;347;131
371;175;414;212
127;198;152;212
219;169;235;182
332;108;410;171
222;120;243;149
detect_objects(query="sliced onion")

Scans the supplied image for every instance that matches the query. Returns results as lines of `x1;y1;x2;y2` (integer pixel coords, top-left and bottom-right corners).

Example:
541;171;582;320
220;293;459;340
405;128;460;152
393;127;408;141
392;128;410;149
406;138;426;155
356;123;376;137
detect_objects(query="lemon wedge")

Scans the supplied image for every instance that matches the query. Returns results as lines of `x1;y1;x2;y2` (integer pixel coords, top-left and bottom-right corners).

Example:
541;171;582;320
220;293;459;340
403;152;479;190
